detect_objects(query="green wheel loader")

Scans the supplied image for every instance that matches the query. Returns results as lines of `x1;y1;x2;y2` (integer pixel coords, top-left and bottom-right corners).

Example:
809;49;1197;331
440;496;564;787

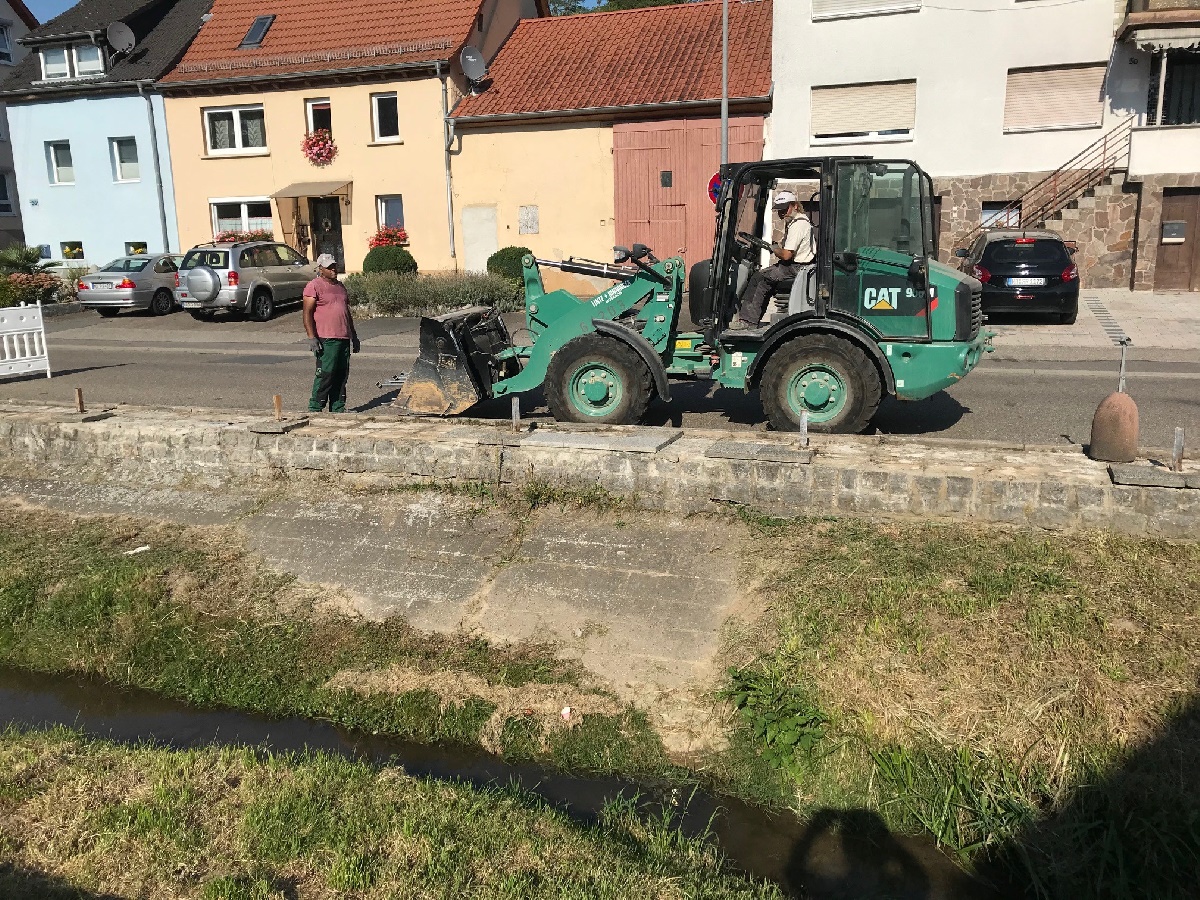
393;156;993;433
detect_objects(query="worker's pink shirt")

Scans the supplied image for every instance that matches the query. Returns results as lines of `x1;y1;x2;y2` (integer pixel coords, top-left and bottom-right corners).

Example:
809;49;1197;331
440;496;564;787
304;277;353;340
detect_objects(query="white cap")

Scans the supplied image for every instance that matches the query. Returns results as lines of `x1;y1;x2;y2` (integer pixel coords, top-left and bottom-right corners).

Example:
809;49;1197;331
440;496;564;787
315;253;337;269
773;190;798;207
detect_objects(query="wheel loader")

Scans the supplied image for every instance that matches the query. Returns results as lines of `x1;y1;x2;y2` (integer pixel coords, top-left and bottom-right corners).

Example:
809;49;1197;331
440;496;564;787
392;156;993;433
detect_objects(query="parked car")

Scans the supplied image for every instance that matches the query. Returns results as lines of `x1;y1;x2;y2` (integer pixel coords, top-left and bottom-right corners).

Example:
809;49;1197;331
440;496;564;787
175;241;317;321
77;254;184;317
954;230;1079;324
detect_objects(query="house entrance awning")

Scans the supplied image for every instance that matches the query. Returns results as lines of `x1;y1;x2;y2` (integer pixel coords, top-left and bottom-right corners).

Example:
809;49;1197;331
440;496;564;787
1128;26;1200;51
270;181;351;199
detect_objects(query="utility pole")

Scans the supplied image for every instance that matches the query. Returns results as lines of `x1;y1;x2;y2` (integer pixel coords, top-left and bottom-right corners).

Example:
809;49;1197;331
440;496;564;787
720;0;729;167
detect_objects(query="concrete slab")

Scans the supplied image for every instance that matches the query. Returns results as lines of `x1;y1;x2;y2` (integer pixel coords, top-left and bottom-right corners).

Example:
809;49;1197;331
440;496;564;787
57;410;115;423
0;476;259;526
248;417;309;434
1109;463;1193;489
442;424;528;446
706;440;813;464
521;428;683;453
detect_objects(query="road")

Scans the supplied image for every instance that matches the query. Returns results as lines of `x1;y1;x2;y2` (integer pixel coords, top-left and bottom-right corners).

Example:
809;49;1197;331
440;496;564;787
4;305;1198;449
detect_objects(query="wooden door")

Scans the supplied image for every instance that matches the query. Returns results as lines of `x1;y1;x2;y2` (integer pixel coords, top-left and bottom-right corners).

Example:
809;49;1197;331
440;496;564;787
1154;188;1200;291
614;117;764;269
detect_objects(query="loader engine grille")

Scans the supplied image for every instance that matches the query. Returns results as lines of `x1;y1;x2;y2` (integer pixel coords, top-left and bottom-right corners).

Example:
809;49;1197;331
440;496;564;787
954;280;983;342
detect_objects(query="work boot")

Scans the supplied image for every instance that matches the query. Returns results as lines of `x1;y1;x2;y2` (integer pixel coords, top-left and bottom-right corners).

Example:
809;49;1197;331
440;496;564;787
727;318;756;331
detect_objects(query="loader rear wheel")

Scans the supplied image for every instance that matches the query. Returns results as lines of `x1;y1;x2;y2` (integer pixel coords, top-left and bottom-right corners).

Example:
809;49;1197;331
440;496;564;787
760;333;881;434
546;333;652;425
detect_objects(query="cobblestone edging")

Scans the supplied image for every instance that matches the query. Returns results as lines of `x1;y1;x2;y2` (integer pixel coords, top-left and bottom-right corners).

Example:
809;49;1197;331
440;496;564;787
0;402;1196;538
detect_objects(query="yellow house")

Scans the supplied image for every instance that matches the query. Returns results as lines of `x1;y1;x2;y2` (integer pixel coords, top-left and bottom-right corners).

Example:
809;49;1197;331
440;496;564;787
157;0;544;273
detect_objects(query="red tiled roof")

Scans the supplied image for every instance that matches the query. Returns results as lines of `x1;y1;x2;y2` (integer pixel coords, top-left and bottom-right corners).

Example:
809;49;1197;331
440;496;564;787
161;0;486;83
453;0;771;120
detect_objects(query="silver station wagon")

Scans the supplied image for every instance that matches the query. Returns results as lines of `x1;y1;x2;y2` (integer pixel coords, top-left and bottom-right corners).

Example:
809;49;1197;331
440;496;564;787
78;254;184;317
175;240;317;322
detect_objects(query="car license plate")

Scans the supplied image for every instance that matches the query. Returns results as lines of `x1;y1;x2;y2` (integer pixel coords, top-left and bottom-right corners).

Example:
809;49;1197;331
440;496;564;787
1007;277;1045;287
92;282;113;289
181;300;200;308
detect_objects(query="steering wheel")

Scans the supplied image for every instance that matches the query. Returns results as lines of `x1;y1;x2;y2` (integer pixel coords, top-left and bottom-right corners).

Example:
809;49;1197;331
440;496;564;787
736;231;773;254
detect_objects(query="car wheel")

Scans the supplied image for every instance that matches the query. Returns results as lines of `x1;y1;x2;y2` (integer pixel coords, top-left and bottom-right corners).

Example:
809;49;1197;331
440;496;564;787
97;308;119;318
150;289;174;316
760;333;882;434
250;289;274;322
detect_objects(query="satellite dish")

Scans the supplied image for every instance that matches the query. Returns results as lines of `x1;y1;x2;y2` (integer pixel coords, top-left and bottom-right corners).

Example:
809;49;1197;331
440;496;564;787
106;21;137;54
460;45;488;84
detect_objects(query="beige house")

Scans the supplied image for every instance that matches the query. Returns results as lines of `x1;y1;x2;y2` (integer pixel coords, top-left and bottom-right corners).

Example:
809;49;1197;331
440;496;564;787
0;0;38;248
158;0;544;272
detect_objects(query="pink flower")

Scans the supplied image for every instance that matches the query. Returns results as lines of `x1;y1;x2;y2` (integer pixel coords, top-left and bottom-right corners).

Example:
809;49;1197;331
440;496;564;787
301;129;338;167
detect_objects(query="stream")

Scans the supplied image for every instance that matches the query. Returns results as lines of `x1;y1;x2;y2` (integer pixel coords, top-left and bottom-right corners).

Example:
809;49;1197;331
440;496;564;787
0;666;1003;900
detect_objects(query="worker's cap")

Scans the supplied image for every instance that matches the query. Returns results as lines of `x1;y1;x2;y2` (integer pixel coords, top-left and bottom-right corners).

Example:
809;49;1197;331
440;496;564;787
773;190;798;207
315;253;338;269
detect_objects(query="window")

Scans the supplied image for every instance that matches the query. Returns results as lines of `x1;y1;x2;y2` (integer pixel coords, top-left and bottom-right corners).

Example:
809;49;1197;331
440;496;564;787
39;43;106;80
102;257;150;272
306;98;332;134
0;172;13;215
1003;64;1106;132
110;137;140;182
981;201;1021;228
371;93;400;142
210;198;274;235
60;241;84;260
239;15;276;49
277;245;306;263
47;141;74;184
811;0;920;20
811;80;916;142
125;242;149;256
204;106;268;154
153;256;181;273
0;25;13;64
1147;50;1200;127
377;194;405;228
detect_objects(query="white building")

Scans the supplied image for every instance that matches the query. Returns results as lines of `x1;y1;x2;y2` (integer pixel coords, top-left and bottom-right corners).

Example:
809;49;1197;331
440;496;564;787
0;0;38;249
767;0;1200;291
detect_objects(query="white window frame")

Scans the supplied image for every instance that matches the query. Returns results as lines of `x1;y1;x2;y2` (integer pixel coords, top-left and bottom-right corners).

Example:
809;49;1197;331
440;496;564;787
0;24;13;65
38;42;107;80
809;80;918;146
47;140;74;185
0;171;15;215
811;0;921;22
371;92;401;143
203;105;269;156
110;137;140;183
376;194;405;228
39;46;71;80
209;196;274;235
73;43;105;76
305;97;332;134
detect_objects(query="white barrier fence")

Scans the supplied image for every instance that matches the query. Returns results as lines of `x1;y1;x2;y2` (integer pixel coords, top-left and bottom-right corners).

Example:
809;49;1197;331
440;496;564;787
0;302;51;379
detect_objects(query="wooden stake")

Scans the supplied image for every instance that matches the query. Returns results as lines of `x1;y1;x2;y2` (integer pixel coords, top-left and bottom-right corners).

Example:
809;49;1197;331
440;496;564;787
74;387;84;413
511;395;521;433
799;411;809;448
1172;427;1185;473
273;394;283;422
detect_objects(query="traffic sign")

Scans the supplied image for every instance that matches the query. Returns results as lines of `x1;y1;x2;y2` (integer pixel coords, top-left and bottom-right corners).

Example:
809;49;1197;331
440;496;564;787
708;172;721;204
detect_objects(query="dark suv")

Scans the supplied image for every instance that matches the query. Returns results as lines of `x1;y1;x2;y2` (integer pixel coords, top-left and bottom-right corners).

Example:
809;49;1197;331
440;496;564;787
954;230;1079;324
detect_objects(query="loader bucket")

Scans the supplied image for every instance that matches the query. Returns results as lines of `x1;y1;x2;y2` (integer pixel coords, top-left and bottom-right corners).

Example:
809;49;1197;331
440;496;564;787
393;306;511;416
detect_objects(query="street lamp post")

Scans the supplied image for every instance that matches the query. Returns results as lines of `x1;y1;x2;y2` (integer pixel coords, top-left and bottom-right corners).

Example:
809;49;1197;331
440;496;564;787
720;0;729;167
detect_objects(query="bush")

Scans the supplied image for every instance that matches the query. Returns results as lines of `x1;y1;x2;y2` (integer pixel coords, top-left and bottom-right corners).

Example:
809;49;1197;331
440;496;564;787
344;272;522;316
4;272;60;306
362;245;418;275
486;246;532;281
0;245;55;276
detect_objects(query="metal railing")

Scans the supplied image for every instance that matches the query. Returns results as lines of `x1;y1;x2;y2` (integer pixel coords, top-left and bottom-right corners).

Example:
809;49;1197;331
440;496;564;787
956;116;1135;250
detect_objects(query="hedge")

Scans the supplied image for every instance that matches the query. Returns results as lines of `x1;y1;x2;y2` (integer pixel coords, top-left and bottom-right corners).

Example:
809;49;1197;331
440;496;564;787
486;246;532;282
363;245;418;275
344;272;523;316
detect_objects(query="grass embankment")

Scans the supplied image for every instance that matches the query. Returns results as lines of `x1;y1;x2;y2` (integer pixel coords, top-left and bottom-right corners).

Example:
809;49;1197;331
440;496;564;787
721;513;1200;898
0;727;780;900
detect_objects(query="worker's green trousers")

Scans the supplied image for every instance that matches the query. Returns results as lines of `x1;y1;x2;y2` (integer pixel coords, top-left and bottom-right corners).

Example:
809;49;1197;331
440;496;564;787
309;338;351;413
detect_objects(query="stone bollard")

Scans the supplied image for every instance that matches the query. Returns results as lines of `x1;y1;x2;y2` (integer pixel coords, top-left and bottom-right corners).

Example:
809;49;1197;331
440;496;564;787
1088;340;1138;463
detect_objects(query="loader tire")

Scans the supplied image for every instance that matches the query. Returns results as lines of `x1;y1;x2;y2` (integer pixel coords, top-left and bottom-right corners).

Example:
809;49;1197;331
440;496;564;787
545;333;653;425
760;333;881;434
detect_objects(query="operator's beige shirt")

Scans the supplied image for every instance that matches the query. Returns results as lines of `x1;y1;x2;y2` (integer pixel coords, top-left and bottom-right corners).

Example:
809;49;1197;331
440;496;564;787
781;214;816;264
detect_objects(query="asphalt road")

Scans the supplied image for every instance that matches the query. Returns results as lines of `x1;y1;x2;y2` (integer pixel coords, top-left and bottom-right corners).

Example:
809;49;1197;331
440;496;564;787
5;306;1198;449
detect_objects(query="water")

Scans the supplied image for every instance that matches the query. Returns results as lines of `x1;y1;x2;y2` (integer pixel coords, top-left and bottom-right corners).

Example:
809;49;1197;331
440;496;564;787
0;667;1001;899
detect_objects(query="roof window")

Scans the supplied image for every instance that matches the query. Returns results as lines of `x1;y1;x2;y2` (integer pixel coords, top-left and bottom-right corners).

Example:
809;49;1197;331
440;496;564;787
238;15;275;50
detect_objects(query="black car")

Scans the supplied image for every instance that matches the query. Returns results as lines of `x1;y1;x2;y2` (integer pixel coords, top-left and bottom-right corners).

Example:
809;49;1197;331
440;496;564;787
954;230;1079;324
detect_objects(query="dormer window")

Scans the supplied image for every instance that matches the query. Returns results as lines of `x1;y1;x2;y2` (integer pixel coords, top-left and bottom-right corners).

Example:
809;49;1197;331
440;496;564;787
239;15;276;49
39;43;106;81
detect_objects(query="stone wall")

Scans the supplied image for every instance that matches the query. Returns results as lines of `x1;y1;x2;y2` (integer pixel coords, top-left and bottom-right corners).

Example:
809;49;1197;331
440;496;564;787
1127;172;1200;290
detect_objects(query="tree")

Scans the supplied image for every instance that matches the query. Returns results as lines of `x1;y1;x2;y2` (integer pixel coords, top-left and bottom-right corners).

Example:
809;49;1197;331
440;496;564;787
549;0;697;13
548;0;587;13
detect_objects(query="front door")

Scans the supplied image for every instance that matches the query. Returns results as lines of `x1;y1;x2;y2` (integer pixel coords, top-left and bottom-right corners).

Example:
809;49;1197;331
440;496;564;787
309;197;345;271
1154;188;1200;291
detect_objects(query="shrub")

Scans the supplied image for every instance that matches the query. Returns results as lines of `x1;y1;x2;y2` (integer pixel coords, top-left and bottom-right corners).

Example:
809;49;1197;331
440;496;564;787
486;246;532;282
213;230;273;243
362;245;418;275
344;272;522;316
5;272;60;306
369;225;409;249
0;245;55;276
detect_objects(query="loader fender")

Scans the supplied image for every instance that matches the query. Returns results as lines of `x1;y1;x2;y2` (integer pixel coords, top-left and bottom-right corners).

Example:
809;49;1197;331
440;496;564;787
745;314;896;395
591;319;672;403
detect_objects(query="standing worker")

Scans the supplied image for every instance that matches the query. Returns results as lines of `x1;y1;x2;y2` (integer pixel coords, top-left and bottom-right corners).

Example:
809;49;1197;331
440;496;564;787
303;253;360;413
731;190;815;329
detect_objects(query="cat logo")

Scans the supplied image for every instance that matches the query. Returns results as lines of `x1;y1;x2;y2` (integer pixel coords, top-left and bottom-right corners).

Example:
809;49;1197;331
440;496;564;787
864;286;902;310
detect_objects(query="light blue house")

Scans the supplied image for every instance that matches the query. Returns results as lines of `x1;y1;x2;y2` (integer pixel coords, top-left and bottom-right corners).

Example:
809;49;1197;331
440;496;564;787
0;0;210;268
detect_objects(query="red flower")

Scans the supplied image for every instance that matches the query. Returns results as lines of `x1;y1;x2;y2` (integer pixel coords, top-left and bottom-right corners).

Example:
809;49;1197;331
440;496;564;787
301;129;338;167
368;225;409;248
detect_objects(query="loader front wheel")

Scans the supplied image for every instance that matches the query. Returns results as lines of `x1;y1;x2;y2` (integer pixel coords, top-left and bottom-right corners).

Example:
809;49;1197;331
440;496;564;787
760;333;881;434
546;333;652;425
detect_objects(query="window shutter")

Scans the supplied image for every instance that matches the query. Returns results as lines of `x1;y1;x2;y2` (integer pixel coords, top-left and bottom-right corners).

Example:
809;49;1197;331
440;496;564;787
1003;65;1106;131
811;81;917;137
812;0;920;19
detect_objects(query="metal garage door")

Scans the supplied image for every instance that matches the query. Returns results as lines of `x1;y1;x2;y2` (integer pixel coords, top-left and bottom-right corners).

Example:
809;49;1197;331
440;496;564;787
613;117;764;270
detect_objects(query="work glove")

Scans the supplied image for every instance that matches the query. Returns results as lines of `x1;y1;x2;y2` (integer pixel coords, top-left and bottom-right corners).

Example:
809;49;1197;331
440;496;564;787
351;335;361;354
308;337;323;355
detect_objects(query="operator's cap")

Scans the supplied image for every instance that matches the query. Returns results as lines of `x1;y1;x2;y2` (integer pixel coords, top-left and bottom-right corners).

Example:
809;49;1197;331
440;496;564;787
773;190;798;207
315;253;337;269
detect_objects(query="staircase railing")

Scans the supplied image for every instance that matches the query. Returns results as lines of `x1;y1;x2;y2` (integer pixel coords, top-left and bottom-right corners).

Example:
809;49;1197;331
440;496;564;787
955;116;1135;251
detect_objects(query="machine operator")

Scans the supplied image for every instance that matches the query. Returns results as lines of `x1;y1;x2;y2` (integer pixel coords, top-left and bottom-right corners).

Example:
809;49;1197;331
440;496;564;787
731;190;816;329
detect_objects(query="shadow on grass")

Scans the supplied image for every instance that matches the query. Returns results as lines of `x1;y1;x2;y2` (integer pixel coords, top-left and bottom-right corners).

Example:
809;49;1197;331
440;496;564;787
0;863;125;900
